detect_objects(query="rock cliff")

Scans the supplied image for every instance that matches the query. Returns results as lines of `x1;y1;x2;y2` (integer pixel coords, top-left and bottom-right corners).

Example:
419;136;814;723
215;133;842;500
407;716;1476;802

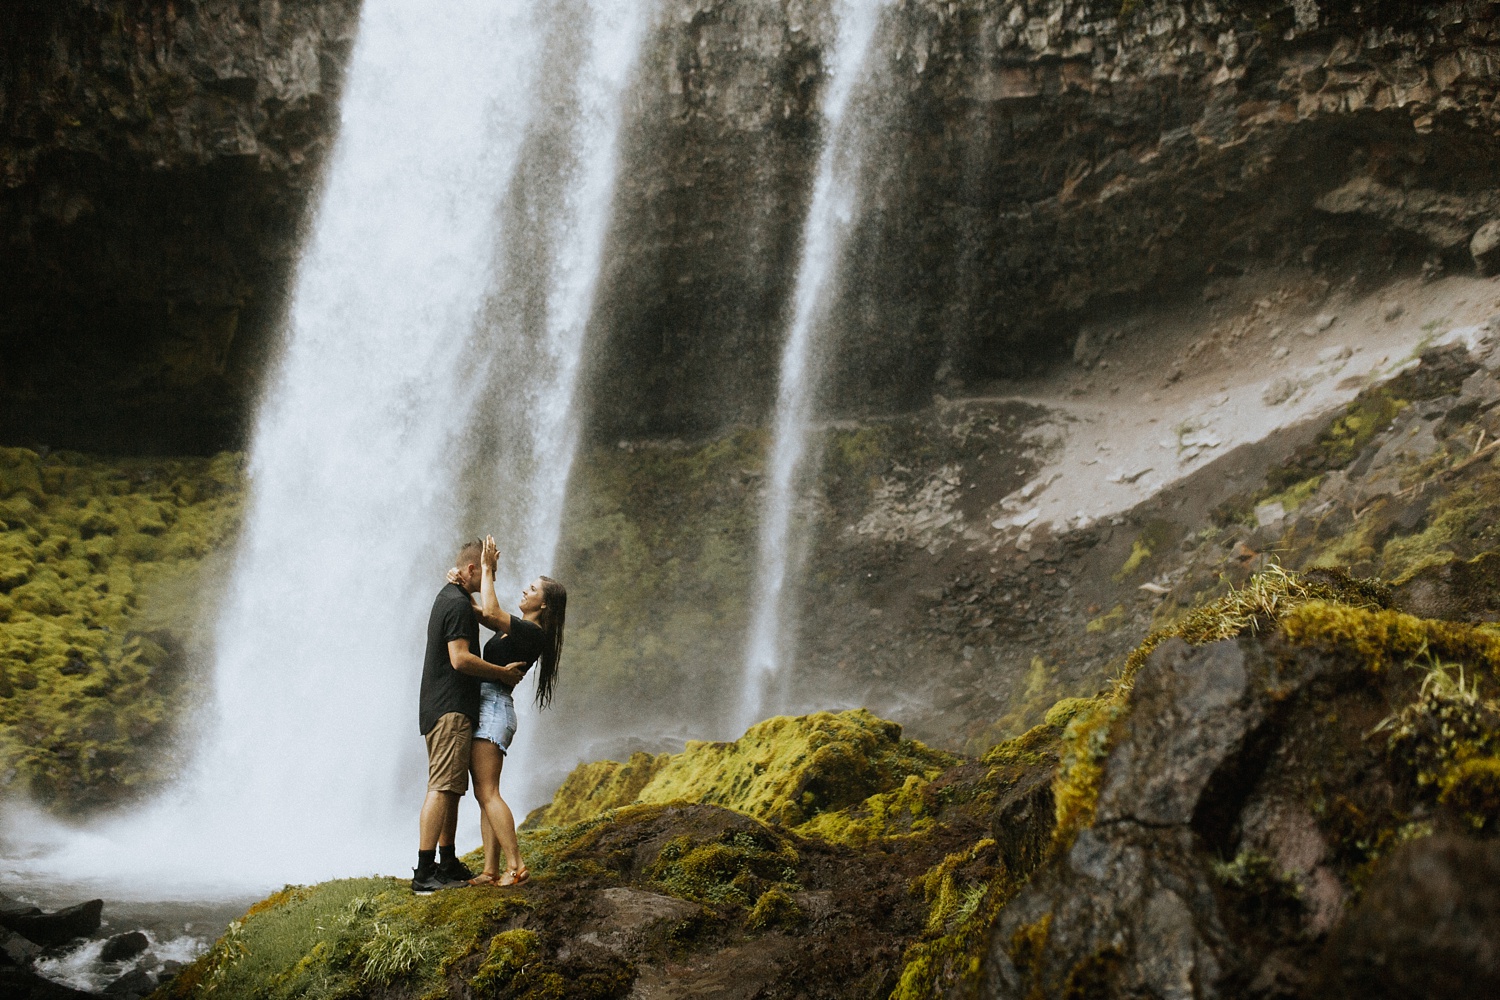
7;2;1500;449
0;0;359;453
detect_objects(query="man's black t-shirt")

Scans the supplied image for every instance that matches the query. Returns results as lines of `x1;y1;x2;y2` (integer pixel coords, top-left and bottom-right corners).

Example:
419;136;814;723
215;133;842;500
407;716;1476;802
419;583;481;735
482;616;546;694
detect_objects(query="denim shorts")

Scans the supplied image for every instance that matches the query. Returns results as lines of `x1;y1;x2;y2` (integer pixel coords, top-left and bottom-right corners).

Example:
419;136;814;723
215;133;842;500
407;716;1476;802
476;682;517;753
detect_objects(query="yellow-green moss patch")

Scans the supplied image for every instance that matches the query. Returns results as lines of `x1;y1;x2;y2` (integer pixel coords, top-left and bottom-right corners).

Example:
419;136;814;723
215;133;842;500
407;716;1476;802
162;877;529;1000
0;449;244;809
535;709;956;831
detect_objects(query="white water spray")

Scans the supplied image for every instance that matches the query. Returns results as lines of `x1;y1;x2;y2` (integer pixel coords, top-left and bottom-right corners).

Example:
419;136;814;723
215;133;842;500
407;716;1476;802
3;0;645;896
737;0;890;733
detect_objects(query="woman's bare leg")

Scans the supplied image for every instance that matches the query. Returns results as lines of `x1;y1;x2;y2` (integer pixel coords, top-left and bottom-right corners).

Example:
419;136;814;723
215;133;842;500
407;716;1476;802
470;738;522;876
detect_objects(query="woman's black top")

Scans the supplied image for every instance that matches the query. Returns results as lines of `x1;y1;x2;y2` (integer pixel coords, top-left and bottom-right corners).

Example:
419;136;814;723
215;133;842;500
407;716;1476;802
482;616;546;693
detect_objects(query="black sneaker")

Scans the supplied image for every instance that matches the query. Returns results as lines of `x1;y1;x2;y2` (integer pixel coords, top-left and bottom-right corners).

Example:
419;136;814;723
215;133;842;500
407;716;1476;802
437;856;477;883
410;868;468;895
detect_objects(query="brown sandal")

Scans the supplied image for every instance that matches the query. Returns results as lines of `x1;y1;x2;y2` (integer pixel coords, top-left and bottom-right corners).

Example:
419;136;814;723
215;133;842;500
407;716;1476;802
499;866;530;887
467;872;502;887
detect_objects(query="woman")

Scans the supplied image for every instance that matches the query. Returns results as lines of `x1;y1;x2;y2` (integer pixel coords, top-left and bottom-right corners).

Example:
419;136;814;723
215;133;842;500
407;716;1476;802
452;534;566;886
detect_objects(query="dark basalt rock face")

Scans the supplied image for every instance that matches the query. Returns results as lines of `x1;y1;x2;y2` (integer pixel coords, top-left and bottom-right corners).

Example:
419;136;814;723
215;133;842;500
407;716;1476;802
0;0;359;454
985;623;1500;1000
6;1;1500;451
585;0;1500;440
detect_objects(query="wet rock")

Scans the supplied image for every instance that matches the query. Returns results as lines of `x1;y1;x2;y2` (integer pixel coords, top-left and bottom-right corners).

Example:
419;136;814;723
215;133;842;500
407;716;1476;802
1472;220;1500;277
0;899;103;948
987;639;1285;999
983;628;1389;999
1312;836;1500;999
0;925;41;966
1095;639;1262;827
100;930;149;963
1393;551;1500;622
102;967;155;996
571;888;699;957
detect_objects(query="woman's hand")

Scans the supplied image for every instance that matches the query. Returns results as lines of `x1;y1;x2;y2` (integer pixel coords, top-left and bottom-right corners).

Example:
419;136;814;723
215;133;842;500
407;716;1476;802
446;568;462;587
482;535;499;573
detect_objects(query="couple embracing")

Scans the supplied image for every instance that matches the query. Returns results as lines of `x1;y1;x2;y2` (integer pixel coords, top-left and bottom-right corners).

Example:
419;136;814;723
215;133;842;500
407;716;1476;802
412;536;566;893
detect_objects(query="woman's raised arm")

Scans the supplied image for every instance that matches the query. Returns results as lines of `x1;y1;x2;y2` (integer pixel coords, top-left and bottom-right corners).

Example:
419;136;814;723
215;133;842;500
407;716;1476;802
479;534;514;633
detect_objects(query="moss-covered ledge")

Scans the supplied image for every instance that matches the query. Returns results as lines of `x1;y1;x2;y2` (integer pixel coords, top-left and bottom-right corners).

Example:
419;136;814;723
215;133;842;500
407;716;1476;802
0;446;243;809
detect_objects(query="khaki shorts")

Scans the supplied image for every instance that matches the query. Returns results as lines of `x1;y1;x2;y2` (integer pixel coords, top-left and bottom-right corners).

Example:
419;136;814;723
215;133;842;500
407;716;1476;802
425;712;473;794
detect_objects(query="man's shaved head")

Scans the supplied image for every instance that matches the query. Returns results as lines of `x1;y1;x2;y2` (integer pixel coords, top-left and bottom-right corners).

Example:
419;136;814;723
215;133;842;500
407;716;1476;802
456;539;483;569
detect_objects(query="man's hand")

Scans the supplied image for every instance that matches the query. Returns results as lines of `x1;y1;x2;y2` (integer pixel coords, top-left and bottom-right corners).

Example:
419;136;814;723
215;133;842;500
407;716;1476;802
447;639;526;684
493;661;529;687
482;535;499;573
445;568;462;587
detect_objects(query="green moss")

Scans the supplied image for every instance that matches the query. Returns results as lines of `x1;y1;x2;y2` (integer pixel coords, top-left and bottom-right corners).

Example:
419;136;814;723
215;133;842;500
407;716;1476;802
890;839;1017;1000
1121;565;1390;683
1008;912;1052;980
744;884;805;932
1267;390;1407;493
1113;521;1175;582
536;709;956;831
1051;698;1123;851
648;828;799;906
795;773;934;848
163;877;529;1000
0;450;244;810
1115;540;1152;581
1438;757;1500;833
1042;698;1100;731
470;929;541;994
1279;602;1500;674
1085;604;1126;635
525;751;668;828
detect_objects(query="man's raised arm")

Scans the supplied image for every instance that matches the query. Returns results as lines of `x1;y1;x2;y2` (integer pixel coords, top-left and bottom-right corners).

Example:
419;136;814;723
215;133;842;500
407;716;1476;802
446;639;527;686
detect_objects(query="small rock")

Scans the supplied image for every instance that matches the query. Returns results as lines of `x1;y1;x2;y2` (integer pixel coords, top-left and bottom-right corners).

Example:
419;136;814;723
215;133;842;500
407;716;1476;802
101;930;149;963
1;925;42;966
1384;303;1406;322
1232;540;1258;561
1471;219;1500;276
1303;315;1335;335
1254;501;1286;528
103;968;154;996
1262;376;1297;405
1272;345;1290;360
1318;344;1353;363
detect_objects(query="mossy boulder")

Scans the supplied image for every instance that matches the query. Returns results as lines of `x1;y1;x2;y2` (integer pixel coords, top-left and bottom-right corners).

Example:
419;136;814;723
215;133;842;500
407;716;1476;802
528;708;957;830
991;567;1500;999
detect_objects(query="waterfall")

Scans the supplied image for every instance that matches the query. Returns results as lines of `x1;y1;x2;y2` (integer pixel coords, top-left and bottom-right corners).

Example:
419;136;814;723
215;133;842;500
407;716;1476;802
4;0;645;896
737;0;891;733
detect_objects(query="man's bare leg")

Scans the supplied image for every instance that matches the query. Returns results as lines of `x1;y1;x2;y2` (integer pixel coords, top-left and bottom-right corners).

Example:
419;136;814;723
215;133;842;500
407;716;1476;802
471;740;522;877
440;793;459;851
419;789;459;851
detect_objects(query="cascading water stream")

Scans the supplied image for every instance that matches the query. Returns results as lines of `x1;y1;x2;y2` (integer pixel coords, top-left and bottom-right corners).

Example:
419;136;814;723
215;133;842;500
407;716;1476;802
3;0;645;897
737;0;891;734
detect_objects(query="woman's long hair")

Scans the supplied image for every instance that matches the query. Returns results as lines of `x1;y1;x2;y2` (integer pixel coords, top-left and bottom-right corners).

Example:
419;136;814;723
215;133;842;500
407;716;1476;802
533;576;567;710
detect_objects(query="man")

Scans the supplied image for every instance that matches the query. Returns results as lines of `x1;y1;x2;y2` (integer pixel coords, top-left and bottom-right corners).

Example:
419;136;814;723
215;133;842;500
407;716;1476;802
412;539;523;893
